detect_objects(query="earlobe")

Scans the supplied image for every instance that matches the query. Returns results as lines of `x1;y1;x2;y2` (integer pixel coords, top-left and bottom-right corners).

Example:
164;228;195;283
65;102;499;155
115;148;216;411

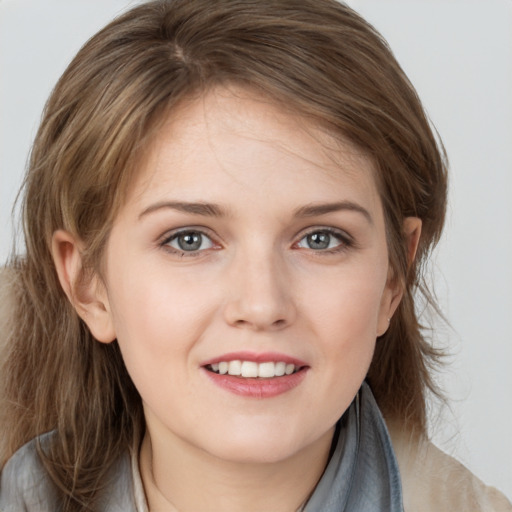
376;282;402;337
376;217;422;337
52;230;116;344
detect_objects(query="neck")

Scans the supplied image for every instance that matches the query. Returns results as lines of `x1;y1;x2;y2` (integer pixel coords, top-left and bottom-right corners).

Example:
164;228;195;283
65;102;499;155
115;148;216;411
139;426;334;512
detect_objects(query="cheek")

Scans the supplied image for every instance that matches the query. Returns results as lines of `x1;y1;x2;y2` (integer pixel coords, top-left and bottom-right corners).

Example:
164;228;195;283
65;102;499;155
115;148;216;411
106;263;220;367
303;265;387;336
301;265;387;391
106;276;206;412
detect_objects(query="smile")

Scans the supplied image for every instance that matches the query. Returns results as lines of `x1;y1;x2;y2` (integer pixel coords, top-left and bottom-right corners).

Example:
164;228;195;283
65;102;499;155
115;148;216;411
207;360;299;378
201;352;308;397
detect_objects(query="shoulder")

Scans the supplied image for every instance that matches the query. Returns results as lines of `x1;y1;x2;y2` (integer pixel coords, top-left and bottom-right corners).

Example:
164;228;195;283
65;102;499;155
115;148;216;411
0;433;59;512
387;421;512;512
0;433;142;512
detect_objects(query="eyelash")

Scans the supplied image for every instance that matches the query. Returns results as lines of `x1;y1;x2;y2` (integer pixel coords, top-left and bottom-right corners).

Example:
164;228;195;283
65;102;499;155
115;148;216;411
159;228;219;257
294;228;354;254
159;227;354;257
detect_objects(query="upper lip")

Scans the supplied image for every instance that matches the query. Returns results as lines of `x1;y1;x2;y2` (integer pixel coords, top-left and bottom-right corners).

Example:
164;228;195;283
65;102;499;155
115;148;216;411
200;351;308;368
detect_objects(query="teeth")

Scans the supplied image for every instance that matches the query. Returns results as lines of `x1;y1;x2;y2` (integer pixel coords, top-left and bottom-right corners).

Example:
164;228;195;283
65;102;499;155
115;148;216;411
228;360;242;376
285;363;295;375
208;361;299;378
275;362;286;377
258;362;275;378
241;361;258;378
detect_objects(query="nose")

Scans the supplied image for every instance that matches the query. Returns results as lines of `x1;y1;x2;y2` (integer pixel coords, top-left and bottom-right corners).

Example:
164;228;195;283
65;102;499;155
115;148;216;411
223;249;296;331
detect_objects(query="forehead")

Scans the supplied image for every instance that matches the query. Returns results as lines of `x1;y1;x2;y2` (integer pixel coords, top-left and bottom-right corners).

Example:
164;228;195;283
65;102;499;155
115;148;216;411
129;86;380;211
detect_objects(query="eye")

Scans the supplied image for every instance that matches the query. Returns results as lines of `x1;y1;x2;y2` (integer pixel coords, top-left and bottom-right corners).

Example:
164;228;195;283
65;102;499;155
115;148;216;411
296;229;350;251
163;230;215;253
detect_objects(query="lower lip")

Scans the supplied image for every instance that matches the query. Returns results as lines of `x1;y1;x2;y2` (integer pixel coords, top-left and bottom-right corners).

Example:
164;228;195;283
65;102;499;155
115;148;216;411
202;368;308;398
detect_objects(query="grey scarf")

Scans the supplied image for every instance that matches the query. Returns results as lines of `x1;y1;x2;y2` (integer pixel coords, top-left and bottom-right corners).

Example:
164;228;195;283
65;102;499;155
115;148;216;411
303;382;404;511
0;382;403;511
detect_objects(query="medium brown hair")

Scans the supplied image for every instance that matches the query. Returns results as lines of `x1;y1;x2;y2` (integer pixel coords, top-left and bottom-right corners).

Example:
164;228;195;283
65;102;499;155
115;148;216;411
1;0;447;509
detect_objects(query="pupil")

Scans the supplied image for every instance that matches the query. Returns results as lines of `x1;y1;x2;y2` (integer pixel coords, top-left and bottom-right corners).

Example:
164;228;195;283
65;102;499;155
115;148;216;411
308;232;330;249
178;232;202;251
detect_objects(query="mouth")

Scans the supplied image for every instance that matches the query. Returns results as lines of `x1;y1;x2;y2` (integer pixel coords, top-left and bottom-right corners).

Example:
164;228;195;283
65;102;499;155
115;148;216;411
201;352;308;397
205;360;302;378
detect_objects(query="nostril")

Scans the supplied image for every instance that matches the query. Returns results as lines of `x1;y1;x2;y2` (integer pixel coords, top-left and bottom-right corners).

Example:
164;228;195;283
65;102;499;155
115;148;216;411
231;317;287;331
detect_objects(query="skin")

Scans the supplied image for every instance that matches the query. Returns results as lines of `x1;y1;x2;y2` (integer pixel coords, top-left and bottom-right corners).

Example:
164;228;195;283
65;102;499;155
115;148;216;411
53;87;421;511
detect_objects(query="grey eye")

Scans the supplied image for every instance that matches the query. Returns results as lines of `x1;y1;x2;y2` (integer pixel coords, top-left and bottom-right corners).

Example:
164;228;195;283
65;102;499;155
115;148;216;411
297;230;345;250
167;231;214;252
308;232;330;249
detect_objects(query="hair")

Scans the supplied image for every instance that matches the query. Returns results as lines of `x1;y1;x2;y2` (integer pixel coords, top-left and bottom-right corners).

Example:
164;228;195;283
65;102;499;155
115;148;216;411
0;0;447;509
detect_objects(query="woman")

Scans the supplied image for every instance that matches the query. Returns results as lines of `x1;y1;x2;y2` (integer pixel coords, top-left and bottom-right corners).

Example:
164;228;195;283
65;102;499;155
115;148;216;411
0;1;510;510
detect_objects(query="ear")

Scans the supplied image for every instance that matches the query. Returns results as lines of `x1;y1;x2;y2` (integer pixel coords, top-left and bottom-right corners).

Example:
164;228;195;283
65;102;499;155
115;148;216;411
402;217;422;266
376;217;422;336
52;230;116;343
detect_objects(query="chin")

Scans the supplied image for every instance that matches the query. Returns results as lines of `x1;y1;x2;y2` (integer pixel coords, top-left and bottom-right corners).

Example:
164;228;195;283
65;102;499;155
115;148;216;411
209;440;303;465
201;420;330;465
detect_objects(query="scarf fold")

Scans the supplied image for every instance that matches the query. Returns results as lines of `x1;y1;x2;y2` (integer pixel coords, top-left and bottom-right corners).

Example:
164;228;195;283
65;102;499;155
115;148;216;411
303;381;404;511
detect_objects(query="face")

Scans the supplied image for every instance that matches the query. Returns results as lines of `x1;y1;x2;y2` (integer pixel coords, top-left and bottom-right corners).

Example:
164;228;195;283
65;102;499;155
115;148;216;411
91;87;398;464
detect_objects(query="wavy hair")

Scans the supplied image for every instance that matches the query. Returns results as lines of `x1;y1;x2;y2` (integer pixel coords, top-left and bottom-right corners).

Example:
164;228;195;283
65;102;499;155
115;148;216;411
0;0;447;509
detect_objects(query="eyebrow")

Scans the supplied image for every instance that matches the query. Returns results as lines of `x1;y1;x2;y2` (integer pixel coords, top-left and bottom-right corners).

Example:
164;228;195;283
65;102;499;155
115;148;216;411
139;201;227;219
293;201;373;224
138;200;372;224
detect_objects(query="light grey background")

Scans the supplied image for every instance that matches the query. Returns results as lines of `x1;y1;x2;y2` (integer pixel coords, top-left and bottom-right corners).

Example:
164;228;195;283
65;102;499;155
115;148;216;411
1;0;511;499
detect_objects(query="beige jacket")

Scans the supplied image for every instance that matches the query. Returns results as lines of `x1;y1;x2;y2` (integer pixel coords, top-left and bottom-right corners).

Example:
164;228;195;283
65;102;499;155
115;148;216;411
1;268;511;511
388;422;512;512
